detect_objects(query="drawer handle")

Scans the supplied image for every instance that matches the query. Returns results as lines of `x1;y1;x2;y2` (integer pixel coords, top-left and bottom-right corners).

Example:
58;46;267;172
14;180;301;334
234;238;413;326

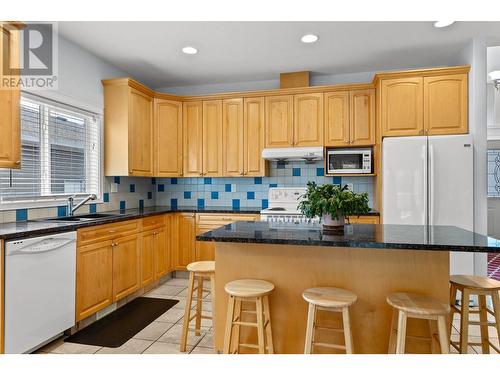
109;230;116;233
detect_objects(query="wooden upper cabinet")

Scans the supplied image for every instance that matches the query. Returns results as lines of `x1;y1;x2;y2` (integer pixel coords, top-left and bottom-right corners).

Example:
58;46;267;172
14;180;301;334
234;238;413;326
324;91;350;146
223;98;244;176
293;93;324;147
381;77;424;137
424;74;468;135
203;100;223;176
244;97;267;176
183;101;203;177
112;233;141;301
265;95;293;148
0;23;22;169
350;89;375;145
155;99;183;176
129;89;154;176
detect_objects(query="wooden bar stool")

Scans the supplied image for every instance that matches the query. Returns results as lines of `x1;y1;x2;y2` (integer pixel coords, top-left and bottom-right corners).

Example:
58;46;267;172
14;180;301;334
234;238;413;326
179;261;216;352
449;275;500;354
223;279;274;354
302;287;357;354
387;292;450;354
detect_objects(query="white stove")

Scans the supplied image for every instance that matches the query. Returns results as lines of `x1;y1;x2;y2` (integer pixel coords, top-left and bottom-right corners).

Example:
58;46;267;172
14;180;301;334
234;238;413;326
260;187;319;224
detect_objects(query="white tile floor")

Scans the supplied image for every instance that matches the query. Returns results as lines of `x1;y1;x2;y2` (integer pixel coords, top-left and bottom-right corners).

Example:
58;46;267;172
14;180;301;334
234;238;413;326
35;277;499;354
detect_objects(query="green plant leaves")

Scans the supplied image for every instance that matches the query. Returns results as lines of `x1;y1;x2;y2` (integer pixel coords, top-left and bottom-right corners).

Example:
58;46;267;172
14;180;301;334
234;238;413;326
298;181;371;219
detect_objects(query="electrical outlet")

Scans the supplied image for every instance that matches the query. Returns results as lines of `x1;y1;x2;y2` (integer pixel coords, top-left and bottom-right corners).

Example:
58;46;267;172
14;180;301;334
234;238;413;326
346;183;354;191
231;184;236;192
110;182;119;193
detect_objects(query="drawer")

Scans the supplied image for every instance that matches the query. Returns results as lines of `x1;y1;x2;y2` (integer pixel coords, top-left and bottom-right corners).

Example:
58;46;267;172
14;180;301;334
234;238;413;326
77;219;140;245
347;215;380;224
142;214;167;231
196;213;260;225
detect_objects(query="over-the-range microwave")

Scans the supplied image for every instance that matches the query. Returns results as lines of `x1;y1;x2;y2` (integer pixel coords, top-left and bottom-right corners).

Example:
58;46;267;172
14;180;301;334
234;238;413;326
327;148;372;174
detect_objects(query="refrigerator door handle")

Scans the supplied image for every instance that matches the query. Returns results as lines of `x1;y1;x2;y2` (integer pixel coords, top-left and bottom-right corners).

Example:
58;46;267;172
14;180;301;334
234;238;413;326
429;143;435;226
422;143;428;227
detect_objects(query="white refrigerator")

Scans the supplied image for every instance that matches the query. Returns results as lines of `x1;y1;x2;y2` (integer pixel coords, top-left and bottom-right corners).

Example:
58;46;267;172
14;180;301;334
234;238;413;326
382;135;474;275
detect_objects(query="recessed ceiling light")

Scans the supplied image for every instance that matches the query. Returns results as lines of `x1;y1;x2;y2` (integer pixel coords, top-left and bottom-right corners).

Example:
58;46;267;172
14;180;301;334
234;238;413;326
182;46;198;55
434;21;455;28
301;34;319;43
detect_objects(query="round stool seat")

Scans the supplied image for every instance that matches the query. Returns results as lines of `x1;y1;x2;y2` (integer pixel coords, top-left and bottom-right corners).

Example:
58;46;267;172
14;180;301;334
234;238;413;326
450;274;500;291
387;292;450;316
224;279;274;298
302;287;357;308
186;261;215;273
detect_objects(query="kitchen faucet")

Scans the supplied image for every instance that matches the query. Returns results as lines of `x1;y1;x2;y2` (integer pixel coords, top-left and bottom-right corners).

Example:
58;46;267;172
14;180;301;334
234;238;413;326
67;194;97;216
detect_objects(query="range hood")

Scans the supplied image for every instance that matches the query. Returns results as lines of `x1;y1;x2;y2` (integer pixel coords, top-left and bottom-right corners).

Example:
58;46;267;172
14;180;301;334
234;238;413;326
261;147;324;162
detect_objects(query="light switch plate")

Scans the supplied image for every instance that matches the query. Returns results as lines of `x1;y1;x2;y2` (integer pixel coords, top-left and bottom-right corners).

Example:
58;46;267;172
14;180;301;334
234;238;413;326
110;182;118;193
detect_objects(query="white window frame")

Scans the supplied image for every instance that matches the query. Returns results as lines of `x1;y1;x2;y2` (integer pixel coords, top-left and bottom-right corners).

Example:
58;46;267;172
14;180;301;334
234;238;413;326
0;93;104;211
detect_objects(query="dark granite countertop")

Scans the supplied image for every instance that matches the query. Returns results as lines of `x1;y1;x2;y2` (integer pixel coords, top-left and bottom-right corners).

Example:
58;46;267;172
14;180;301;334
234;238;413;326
0;206;262;240
196;221;500;253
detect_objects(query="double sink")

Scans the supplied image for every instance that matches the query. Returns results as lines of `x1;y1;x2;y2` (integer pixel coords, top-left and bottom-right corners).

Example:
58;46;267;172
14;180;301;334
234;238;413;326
34;213;119;223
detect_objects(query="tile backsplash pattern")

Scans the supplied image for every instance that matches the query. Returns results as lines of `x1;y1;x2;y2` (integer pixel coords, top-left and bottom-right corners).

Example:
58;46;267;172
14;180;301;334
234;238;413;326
155;161;374;209
0;176;155;223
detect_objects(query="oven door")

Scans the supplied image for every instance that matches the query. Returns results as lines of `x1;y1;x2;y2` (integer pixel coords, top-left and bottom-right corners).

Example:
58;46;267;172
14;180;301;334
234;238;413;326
328;150;366;174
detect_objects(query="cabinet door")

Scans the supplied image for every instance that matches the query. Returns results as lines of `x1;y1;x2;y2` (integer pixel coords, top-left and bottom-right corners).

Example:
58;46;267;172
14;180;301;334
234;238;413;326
154;227;168;279
141;231;155;287
223;98;244;176
350;89;375;145
174;213;196;269
0;25;21;169
195;225;216;261
244;97;266;176
424;74;468;135
294;93;324;147
324;91;350;146
76;241;113;321
381;77;424;137
112;233;141;301
183;101;203;177
265;95;293;147
203;100;223;176
129;88;153;176
155;99;183;176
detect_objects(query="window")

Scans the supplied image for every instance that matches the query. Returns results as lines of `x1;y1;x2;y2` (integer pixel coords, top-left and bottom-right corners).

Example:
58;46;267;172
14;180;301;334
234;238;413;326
0;93;102;208
488;149;500;198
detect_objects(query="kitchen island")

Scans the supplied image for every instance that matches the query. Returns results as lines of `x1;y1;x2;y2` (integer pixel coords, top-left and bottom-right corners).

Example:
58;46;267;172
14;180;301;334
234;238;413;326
197;222;500;354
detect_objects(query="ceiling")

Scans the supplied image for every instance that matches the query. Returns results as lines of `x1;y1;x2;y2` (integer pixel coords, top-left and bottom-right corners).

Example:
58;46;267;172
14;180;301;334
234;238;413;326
58;21;500;89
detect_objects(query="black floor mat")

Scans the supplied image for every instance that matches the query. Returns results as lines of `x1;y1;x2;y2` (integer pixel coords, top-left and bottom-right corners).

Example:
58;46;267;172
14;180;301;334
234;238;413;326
65;297;178;348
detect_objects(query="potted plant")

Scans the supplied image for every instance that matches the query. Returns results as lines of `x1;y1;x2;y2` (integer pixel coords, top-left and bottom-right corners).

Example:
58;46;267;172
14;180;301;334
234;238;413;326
298;181;371;230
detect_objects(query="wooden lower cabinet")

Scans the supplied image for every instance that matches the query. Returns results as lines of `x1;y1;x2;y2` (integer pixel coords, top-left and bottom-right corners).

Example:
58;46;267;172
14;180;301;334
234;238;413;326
154;226;171;279
195;225;216;261
141;231;155;287
112;233;141;301
173;213;196;269
347;215;380;224
76;241;114;322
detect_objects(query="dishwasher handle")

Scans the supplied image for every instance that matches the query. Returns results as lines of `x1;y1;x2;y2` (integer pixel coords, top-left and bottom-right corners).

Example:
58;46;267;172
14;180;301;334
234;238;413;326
7;238;76;256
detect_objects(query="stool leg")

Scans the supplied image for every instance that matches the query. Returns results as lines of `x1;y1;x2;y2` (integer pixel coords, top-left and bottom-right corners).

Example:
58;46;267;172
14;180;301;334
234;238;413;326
437;315;450;354
232;298;241;354
478;295;490;354
256;297;266;354
210;274;216;336
195;276;204;336
449;284;457;337
180;271;195;352
304;303;316;354
223;295;236;354
388;309;398;354
492;291;500;347
395;310;407;354
459;288;470;354
263;295;274;354
342;306;354;354
429;320;439;354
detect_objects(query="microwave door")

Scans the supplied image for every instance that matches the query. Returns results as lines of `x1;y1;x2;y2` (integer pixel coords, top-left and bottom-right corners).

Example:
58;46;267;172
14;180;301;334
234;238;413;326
329;152;364;173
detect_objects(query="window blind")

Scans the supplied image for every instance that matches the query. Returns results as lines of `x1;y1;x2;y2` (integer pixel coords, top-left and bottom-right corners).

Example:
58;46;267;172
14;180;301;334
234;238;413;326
0;93;102;205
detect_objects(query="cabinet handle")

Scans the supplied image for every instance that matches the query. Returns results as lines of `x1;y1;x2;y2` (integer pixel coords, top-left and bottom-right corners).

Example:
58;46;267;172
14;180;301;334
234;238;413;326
344;140;349;143
153;231;158;235
15;160;20;165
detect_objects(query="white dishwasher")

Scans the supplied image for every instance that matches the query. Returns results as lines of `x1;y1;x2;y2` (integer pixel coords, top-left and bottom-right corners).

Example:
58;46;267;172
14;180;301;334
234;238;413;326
4;231;77;353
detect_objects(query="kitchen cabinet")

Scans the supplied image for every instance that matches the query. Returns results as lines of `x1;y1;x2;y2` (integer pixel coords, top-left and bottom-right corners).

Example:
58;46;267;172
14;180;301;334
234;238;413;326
195;225;216;261
141;231;155;287
424;74;468;135
183;101;203;176
347;215;380;224
112;233;141;301
203;100;223;176
265;95;294;147
173;213;196;270
0;23;22;169
154;99;183;176
223;98;244;176
103;80;154;176
76;241;114;321
244;97;267;176
324;91;350;146
293;93;324;147
350;89;375;145
154;226;170;279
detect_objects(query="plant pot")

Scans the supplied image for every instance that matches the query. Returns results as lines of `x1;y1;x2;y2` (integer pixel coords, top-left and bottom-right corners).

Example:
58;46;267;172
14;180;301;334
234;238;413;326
322;213;345;232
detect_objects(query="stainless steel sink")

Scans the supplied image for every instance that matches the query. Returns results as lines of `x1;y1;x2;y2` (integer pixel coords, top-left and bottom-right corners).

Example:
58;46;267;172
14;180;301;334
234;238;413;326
34;213;118;222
